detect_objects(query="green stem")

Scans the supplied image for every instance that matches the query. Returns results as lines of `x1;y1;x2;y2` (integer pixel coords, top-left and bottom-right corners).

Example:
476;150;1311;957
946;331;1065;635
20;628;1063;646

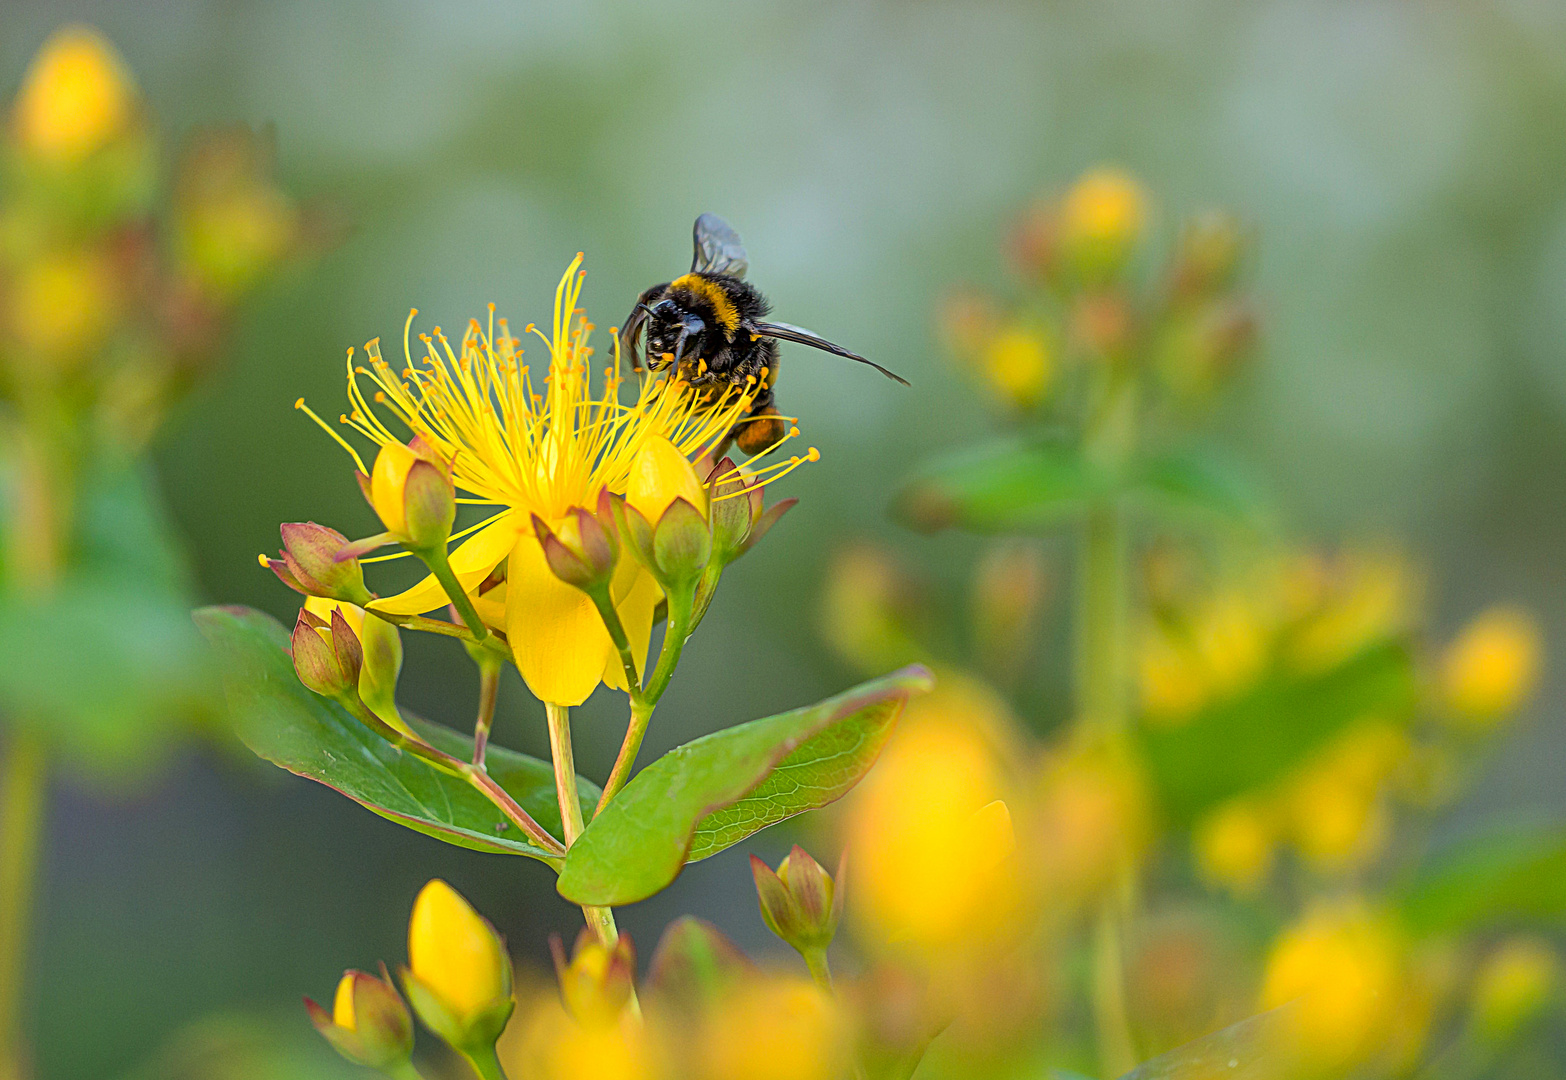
594;589;694;815
0;731;46;1075
545;704;618;948
1077;501;1128;731
418;544;488;641
461;1042;509;1080
370;609;507;654
1092;903;1137;1077
381;1060;432;1080
585;585;644;704
802;946;833;992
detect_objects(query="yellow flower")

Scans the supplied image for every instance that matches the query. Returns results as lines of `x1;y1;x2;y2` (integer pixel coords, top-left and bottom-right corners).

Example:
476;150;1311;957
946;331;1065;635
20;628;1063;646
406;879;509;1021
11;25;136;164
302;256;806;705
979;324;1053;410
7;248;118;366
1261;901;1402;1069
1472;936;1558;1041
1137;623;1208;724
1440;606;1541;725
697;976;847;1080
1059;167;1147;265
1193;799;1275;895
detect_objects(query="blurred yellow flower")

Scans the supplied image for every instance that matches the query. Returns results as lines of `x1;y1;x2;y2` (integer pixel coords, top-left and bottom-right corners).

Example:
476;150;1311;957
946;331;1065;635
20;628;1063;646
406;879;509;1021
1137;623;1208;723
1286;764;1387;874
846;678;1016;948
1034;740;1149;903
1439;605;1541;725
307;256;762;705
1059;167;1147;264
1471;936;1558;1041
1192;592;1267;697
505;992;658;1080
7;248;118;365
1193;799;1275;895
1261;901;1402;1069
980;323;1053;410
11;25;136;164
821;543;924;674
1290;551;1413;674
697;976;847;1080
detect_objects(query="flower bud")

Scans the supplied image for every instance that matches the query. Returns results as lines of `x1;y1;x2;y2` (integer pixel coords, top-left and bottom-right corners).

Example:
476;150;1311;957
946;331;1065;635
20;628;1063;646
626;435;707;525
263;522;372;606
291;605;362;701
705;457;798;568
751;846;844;959
301;598;408;735
367;441;455;551
612;491;711;588
12;25;136;165
533;499;618;592
305;966;414;1070
1171;211;1245;300
551;927;637;1027
402;879;514;1052
978;323;1053;411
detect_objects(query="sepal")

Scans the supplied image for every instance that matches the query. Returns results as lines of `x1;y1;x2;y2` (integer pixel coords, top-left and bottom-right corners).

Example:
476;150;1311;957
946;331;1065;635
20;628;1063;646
290;607;362;700
400;966;515;1052
305;965;414;1070
751;845;844;956
551;927;637;1026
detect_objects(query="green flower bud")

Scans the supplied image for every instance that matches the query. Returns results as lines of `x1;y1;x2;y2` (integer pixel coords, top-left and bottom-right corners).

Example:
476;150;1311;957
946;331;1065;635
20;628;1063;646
305;966;414;1071
262;522;372;605
751;846;844;958
291;606;362;701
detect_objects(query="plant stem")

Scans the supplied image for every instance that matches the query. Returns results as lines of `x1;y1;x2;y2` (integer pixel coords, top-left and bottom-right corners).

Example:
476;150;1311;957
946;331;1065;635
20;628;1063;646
1077;501;1128;732
545;704;619;948
370;609;507;653
0;731;45;1077
382;1060;433;1080
471;654;502;768
596;700;653;817
595;589;693;815
803;946;833;992
586;585;643;704
418;545;488;641
461;1043;509;1080
1092;902;1137;1077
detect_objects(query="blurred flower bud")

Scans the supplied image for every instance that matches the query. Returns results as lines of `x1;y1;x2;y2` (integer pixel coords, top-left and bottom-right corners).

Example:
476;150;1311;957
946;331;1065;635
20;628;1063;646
1070;291;1133;359
367;441;455;551
1193;799;1275;895
937;289;998;359
1290;549;1415;674
174;127;301;300
1171;211;1245;300
262;522;372;606
1472;936;1558;1042
751;846;844;962
402;878;514;1052
1439;606;1541;726
971;540;1048;683
291;605;362;702
1286;759;1388;874
1137;622;1208;724
1058;167;1148;282
503;985;661;1080
11;25;136;165
552;927;637;1028
305;966;414;1071
302;598;407;735
820;543;926;674
1008;199;1058;282
697;975;849;1080
978;322;1053;410
1260;901;1403;1070
1155;301;1258;401
6;247;119;370
534;500;618;592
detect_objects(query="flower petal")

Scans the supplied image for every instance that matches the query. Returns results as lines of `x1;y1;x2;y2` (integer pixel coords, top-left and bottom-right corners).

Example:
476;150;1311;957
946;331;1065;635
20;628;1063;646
602;564;662;692
507;530;611;706
367;512;522;618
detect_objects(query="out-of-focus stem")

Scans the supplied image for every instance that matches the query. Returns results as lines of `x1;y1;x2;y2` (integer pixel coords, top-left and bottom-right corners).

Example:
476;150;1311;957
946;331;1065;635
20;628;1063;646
461;1043;509;1080
1092;902;1137;1077
803;946;833;992
0;732;45;1078
471;653;502;768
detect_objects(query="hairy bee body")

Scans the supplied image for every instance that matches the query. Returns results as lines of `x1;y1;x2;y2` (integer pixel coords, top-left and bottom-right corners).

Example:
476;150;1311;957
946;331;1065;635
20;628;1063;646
622;214;906;457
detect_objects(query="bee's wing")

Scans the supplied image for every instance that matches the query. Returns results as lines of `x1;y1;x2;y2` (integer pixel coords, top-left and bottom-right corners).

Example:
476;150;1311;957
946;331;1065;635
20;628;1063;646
750;320;909;385
619;284;667;374
691;213;749;278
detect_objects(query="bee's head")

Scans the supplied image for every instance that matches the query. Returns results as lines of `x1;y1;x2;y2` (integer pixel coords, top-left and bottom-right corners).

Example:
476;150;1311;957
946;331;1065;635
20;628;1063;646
645;297;706;371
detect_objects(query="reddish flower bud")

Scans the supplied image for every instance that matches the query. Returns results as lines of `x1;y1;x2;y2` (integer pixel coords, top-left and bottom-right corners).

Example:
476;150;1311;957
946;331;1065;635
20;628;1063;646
262;522;372;605
291;606;363;701
751;846;844;957
305;966;413;1070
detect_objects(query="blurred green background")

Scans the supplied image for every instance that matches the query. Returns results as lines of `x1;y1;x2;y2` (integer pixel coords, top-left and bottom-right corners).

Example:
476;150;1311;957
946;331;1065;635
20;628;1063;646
5;1;1566;1076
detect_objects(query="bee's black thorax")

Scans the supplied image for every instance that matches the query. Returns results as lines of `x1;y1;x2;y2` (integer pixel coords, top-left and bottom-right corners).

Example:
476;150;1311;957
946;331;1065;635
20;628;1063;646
645;273;779;398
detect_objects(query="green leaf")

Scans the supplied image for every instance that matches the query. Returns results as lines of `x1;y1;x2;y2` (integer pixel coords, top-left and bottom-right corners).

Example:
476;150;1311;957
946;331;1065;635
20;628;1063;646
194;605;596;860
557;666;933;906
893;436;1109;533
1128;445;1271;530
1140;640;1416;823
1116;1005;1293;1080
1398;821;1566;937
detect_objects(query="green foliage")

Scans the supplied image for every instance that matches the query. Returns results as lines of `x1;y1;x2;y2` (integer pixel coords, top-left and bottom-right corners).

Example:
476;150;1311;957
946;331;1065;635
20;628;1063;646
194;604;596;860
1140;640;1417;824
1399;822;1566;938
557;666;932;905
894;437;1267;535
0;459;217;779
1115;1005;1293;1080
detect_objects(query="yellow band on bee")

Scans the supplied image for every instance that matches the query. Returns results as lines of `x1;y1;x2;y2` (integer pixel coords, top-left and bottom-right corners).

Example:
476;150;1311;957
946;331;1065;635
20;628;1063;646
671;274;740;333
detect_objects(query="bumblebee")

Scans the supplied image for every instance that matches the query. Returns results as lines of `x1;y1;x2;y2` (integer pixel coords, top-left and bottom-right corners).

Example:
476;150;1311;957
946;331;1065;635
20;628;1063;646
621;213;907;457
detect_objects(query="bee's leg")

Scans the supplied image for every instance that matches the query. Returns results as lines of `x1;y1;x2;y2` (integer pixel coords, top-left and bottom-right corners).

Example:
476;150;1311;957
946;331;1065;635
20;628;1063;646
733;389;788;458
